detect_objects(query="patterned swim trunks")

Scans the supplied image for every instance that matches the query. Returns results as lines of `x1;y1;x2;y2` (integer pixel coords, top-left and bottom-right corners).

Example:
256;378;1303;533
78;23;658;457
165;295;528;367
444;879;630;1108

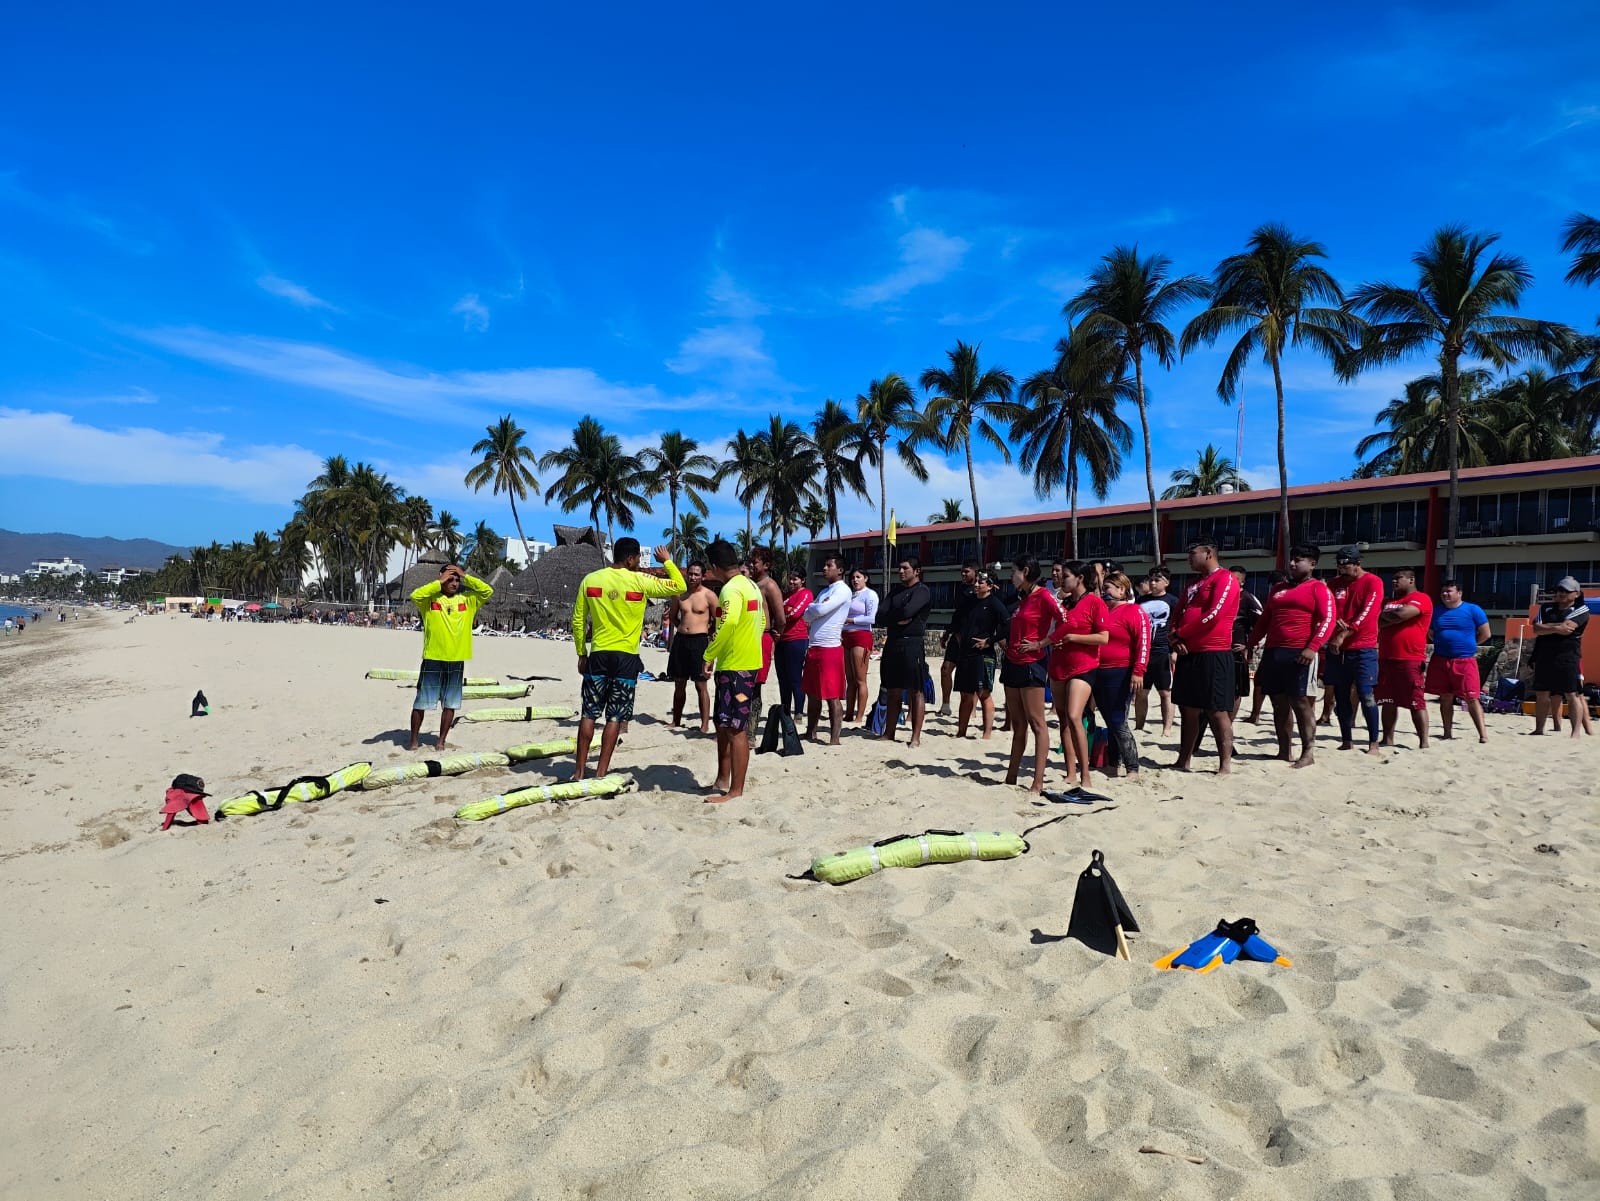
713;669;760;732
581;651;641;723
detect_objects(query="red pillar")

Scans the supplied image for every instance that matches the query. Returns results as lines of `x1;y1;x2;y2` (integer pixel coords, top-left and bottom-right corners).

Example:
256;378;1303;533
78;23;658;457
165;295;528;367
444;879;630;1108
983;530;997;565
1423;487;1443;594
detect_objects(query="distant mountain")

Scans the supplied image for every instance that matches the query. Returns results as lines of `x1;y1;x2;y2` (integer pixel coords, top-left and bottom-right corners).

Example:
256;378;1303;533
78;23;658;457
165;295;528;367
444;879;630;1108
0;529;189;574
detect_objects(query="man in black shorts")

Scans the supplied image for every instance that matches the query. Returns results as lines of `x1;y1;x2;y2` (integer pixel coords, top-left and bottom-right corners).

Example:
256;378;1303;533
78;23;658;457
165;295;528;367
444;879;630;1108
877;555;932;747
938;561;979;716
1531;575;1592;738
666;561;716;732
1136;567;1176;734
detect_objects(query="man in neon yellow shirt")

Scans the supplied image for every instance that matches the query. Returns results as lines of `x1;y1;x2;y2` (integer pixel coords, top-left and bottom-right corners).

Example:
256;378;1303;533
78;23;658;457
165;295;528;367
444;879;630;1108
701;539;766;802
572;538;685;780
408;562;493;750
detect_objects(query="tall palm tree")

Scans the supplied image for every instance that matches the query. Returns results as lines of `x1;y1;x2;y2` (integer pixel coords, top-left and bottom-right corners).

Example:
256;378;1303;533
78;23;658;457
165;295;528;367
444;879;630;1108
1065;247;1210;565
276;519;313;596
800;500;829;545
1353;370;1497;478
918;340;1019;548
463;521;508;578
663;511;710;562
1342;224;1575;572
640;431;718;557
1014;331;1135;555
399;495;434;580
855;373;929;576
928;499;967;524
246;531;278;598
464;414;541;565
538;417;652;546
718;430;765;549
1180;224;1356;565
811;399;870;551
751;415;821;559
432;509;464;559
1485;368;1585;463
1562;213;1600;287
1162;445;1251;499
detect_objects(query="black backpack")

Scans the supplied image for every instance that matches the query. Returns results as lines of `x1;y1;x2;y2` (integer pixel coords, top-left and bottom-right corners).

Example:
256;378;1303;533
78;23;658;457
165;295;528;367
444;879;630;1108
756;705;804;756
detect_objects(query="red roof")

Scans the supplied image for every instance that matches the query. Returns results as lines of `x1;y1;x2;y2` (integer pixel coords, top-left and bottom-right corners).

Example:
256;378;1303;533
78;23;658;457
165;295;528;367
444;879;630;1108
836;456;1600;540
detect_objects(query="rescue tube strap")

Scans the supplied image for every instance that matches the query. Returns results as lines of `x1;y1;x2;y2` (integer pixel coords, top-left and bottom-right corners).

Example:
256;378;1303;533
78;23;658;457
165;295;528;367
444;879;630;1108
269;774;331;811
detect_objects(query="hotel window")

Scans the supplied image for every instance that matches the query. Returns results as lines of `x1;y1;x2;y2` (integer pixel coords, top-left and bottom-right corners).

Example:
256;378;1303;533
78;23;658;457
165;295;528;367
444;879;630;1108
1545;486;1597;533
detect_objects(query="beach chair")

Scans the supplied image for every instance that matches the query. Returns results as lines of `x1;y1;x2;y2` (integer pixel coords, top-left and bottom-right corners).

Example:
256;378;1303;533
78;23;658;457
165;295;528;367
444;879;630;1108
1487;676;1524;715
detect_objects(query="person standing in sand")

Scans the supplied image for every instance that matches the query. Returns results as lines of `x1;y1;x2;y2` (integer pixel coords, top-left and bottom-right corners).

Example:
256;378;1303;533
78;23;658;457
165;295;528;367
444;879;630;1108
571;540;686;781
843;568;878;723
801;554;850;745
747;546;786;726
1048;560;1108;792
1375;568;1433;749
777;567;813;718
1170;538;1240;775
1426;579;1490;743
1325;546;1384;756
1247;545;1334;768
1095;570;1151;779
702;540;766;801
666;561;716;733
408;563;493;751
877;556;933;746
1002;557;1063;792
1531;576;1592;739
955;570;1009;741
938;561;979;717
1135;567;1176;736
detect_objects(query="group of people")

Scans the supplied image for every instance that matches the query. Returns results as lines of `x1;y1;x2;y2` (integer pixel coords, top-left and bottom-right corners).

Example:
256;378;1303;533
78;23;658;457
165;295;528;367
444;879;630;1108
401;535;1593;802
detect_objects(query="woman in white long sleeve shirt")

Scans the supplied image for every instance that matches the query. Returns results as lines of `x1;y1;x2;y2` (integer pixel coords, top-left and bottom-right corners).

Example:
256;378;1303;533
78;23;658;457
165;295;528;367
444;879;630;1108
843;568;879;723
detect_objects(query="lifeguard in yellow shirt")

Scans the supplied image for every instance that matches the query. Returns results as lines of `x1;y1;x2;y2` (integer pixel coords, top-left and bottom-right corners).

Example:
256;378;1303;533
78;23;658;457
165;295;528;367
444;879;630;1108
701;539;766;802
408;562;493;750
571;538;685;779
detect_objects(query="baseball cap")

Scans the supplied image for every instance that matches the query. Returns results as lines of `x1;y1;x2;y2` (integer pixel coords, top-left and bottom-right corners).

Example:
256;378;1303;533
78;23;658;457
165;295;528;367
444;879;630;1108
1553;575;1583;593
1335;545;1362;565
169;773;210;796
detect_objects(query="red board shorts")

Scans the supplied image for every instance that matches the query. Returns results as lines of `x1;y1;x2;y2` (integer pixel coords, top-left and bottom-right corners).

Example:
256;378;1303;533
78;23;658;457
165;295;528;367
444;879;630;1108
802;645;846;700
756;632;774;684
842;628;874;654
1374;658;1426;710
1424;654;1481;699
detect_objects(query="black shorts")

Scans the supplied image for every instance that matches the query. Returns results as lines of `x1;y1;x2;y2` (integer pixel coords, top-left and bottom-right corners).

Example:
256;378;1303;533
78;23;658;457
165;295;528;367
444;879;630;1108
1256;646;1316;698
942;634;964;664
1533;657;1582;695
1144;649;1172;692
954;651;997;695
1235;652;1253;699
1174;650;1236;713
666;632;709;681
1001;657;1048;689
880;638;926;691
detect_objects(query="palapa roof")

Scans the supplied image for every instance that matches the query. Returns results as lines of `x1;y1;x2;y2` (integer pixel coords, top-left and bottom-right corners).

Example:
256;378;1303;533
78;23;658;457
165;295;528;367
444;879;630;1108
382;549;452;604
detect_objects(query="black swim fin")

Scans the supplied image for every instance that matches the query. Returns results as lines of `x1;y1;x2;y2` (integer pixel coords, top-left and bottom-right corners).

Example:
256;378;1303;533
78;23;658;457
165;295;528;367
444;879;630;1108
1066;849;1140;958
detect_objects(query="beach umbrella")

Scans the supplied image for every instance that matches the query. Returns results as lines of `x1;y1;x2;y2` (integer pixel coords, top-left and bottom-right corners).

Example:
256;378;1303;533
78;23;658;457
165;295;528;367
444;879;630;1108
244;603;262;611
262;602;282;609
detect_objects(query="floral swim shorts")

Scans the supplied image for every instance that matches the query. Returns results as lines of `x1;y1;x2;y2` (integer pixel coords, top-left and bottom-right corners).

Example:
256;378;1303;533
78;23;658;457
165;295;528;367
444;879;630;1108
713;669;759;732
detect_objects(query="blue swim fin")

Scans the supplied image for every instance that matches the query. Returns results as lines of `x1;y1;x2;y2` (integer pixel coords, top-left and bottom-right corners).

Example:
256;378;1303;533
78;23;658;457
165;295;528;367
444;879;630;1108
1237;930;1293;968
1153;922;1246;973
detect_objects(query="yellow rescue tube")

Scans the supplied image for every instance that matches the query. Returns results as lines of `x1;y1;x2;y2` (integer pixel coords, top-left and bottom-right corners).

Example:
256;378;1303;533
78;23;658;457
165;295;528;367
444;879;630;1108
217;762;373;817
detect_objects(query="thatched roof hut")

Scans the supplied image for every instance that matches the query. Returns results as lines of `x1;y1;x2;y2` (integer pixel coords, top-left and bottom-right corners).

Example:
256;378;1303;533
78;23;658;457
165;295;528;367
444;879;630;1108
506;524;608;630
382;549;452;607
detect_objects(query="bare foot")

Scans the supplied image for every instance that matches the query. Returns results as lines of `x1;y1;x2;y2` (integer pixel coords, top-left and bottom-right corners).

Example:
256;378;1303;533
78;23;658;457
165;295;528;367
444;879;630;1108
1028;780;1044;794
1216;763;1232;776
1125;771;1140;782
1292;754;1315;769
1277;751;1295;763
907;737;921;748
699;723;711;735
705;791;741;803
1478;735;1488;744
406;740;419;751
1379;738;1395;747
876;733;896;743
1337;741;1353;751
437;741;451;751
1365;743;1382;756
1173;759;1192;773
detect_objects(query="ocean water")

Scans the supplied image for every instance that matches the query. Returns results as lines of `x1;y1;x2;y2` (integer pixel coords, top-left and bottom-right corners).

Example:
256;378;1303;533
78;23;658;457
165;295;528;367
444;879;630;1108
1;603;47;623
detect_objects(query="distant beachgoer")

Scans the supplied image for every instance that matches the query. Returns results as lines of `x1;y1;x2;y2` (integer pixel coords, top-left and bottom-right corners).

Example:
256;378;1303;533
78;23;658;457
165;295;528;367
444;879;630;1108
1426;579;1490;743
1171;539;1240;775
1002;556;1063;792
777;567;813;718
1095;571;1151;779
843;569;878;723
1325;546;1384;755
1135;567;1175;736
408;563;493;751
939;561;979;717
801;554;850;745
571;540;686;780
1049;560;1108;790
702;540;766;801
747;547;786;727
1375;568;1433;749
1247;545;1334;768
1531;576;1592;738
955;570;1009;740
877;556;932;746
666;561;715;733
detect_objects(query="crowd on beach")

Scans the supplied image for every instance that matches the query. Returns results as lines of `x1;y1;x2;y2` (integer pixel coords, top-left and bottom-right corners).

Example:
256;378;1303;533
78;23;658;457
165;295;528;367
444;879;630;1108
399;534;1593;803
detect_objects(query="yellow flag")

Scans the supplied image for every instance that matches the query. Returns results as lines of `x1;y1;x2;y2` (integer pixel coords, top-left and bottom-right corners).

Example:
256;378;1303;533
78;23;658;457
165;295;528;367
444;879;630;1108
887;509;897;547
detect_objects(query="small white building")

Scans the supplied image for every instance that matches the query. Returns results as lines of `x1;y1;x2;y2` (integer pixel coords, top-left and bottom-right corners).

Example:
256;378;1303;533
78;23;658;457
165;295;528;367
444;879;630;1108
99;565;150;586
504;540;553;569
29;557;86;577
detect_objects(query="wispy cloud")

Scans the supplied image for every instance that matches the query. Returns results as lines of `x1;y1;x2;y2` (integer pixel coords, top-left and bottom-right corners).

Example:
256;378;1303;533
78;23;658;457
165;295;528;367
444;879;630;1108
257;272;341;312
136;327;709;423
0;408;322;503
846;226;971;308
0;171;154;254
452;292;491;332
666;267;794;393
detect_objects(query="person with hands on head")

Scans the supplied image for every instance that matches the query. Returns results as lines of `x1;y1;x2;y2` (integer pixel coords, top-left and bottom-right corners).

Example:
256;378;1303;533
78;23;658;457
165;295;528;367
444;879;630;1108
1247;545;1335;768
571;539;686;781
408;561;493;751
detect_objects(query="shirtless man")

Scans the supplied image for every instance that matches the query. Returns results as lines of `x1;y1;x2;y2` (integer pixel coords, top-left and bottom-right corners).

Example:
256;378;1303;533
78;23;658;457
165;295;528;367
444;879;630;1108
747;546;787;729
666;561;716;732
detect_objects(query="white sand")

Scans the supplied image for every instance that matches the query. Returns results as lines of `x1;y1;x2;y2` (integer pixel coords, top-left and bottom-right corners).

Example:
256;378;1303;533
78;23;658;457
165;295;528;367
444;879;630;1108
1;612;1596;1200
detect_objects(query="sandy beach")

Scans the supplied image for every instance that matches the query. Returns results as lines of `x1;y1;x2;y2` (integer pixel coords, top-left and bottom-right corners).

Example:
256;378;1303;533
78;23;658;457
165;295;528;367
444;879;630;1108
0;610;1596;1200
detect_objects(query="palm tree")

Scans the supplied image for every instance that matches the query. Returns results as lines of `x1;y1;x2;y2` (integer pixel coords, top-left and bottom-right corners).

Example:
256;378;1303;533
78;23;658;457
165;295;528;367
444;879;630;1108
1342;224;1575;571
927;499;967;524
463;521;508;578
918;341;1019;548
538;417;652;546
1354;370;1496;478
399;495;434;579
1561;213;1600;287
1014;331;1135;554
800;500;829;546
811;399;870;551
855;373;929;575
1485;368;1585;463
432;510;465;559
1065;247;1210;565
640;431;718;557
664;511;710;562
276;519;313;596
1181;224;1355;565
718;430;765;549
751;415;821;558
1162;445;1251;499
464;414;541;565
246;531;278;597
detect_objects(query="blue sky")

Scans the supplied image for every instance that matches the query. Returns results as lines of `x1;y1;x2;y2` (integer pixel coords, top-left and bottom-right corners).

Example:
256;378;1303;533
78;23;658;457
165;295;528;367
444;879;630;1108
1;1;1597;550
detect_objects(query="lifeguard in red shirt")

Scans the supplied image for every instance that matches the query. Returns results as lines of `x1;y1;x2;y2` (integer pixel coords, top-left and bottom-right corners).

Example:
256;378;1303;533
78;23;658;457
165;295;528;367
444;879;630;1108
1374;567;1433;749
1048;560;1109;792
1171;538;1241;775
1326;545;1385;755
1248;544;1336;767
1002;556;1065;793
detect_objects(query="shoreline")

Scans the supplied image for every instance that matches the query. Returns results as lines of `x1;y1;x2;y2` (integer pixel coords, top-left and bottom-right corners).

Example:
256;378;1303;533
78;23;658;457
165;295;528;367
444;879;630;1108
0;614;1595;1198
